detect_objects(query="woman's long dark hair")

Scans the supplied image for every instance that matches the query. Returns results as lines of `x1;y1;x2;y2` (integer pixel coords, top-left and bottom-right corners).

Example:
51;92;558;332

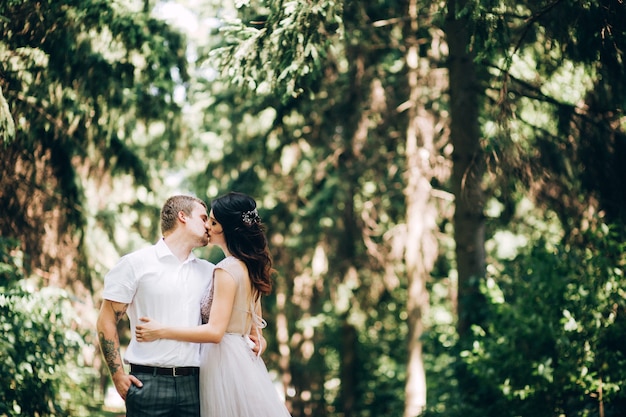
211;192;273;296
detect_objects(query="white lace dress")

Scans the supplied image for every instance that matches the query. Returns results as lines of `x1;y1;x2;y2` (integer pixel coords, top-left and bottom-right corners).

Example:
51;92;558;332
198;256;292;417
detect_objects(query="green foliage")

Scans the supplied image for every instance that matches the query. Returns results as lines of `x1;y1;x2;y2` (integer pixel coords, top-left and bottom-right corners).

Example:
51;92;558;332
1;1;624;417
187;1;451;415
457;224;626;416
0;86;15;144
209;0;343;101
356;294;409;415
0;239;97;416
0;0;189;280
465;0;626;70
468;0;626;228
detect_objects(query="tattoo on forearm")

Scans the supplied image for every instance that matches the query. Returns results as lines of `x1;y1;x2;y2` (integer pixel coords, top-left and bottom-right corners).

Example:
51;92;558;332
98;302;128;376
111;303;128;323
99;331;121;375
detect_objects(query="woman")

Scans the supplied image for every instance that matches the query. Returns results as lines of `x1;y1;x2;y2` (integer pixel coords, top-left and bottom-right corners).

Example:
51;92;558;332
135;192;291;417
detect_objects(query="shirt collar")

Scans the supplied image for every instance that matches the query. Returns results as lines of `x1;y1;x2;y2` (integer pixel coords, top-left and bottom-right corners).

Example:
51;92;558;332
155;237;198;263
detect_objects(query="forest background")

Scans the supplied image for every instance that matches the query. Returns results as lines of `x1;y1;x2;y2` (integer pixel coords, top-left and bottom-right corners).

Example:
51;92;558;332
1;0;625;416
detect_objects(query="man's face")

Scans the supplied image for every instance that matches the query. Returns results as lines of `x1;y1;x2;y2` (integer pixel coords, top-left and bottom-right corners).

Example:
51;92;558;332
186;202;210;247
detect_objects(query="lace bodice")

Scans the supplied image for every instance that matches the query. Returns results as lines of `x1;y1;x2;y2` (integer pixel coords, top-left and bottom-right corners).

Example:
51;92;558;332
200;256;265;336
199;281;215;325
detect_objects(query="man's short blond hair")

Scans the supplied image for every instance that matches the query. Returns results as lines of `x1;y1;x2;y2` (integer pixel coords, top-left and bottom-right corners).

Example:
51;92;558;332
160;195;207;235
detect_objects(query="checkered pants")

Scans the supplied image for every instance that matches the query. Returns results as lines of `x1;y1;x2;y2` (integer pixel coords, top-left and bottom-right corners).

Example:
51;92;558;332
125;372;200;417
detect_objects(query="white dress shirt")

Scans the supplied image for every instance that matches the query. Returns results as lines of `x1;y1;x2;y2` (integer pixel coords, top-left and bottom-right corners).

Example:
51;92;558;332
102;238;214;367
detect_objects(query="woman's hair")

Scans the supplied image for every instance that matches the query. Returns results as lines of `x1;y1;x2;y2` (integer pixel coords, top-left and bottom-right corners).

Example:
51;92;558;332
161;195;207;235
211;192;274;296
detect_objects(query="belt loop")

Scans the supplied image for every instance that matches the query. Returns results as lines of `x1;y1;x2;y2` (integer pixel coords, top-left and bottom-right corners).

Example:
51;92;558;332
153;367;158;377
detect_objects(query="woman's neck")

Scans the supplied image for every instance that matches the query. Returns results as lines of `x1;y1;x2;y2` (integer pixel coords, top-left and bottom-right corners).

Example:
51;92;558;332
220;244;231;258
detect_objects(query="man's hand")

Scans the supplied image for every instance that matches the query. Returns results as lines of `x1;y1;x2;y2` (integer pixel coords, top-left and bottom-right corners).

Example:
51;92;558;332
248;333;267;356
112;372;143;400
97;300;143;400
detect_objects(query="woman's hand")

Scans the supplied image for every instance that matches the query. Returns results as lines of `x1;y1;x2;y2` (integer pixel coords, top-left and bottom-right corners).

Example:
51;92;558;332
135;317;164;342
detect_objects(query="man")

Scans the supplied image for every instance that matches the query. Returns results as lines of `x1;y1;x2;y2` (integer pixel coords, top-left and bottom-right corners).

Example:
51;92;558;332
97;195;214;416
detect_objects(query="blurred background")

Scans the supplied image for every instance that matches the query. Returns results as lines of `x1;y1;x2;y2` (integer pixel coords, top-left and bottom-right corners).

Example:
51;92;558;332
1;0;625;416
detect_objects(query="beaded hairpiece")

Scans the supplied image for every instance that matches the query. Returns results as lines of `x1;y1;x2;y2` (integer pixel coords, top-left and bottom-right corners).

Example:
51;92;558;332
241;208;260;225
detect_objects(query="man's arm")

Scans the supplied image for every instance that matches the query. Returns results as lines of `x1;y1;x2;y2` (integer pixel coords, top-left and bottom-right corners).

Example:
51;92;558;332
96;300;142;399
248;328;267;356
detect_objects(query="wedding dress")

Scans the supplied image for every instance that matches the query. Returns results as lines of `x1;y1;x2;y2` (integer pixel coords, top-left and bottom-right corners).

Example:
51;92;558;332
199;256;292;417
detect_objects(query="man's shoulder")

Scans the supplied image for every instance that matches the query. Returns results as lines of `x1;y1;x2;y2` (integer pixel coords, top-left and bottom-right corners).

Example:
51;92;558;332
195;258;216;270
113;243;160;269
123;242;158;258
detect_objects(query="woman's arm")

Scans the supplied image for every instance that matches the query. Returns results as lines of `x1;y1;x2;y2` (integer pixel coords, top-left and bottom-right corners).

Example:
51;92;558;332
136;269;236;343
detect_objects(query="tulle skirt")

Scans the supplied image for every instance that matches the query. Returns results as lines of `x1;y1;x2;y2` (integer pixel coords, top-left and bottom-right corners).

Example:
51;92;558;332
199;333;292;417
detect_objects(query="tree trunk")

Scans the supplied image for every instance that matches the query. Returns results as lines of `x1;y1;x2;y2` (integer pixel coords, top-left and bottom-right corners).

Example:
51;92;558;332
403;0;447;414
275;277;293;411
445;0;487;408
446;0;486;340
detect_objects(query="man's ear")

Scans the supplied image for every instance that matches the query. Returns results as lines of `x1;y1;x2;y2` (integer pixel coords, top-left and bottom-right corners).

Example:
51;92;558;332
177;211;186;223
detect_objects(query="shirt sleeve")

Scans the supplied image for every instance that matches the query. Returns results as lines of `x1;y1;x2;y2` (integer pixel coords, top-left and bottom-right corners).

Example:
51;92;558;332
102;255;137;304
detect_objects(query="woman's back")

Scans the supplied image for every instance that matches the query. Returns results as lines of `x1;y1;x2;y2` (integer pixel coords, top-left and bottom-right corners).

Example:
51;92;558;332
200;256;256;335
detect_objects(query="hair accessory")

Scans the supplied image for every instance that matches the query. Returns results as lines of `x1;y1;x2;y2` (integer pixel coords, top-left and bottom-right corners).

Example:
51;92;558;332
241;208;260;225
